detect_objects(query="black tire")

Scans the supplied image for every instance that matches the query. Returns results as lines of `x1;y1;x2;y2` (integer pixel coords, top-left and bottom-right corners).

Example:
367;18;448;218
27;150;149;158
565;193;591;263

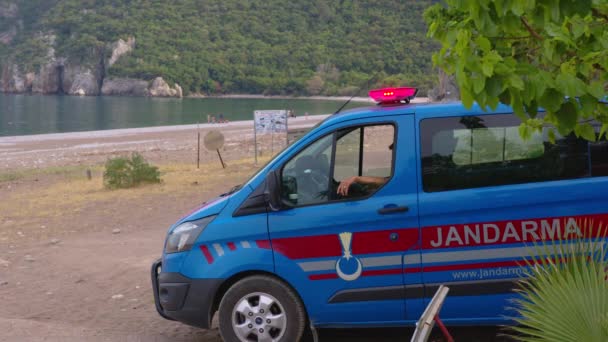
218;275;306;342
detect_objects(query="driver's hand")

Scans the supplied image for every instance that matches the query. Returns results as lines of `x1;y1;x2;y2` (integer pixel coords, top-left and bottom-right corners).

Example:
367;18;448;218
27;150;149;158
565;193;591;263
337;176;358;196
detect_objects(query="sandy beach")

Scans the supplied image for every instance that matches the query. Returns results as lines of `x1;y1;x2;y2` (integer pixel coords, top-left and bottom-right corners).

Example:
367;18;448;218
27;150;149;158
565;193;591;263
0;115;328;171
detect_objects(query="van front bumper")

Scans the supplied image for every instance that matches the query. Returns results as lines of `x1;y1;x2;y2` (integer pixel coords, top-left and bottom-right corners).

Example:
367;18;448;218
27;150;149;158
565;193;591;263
151;258;223;329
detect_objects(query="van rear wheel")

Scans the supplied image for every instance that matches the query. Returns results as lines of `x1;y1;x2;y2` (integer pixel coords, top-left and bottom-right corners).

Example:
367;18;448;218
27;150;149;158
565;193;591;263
218;275;306;342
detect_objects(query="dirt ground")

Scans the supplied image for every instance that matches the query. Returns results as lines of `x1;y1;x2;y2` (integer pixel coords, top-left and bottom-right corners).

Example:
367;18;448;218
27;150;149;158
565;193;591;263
0;117;507;341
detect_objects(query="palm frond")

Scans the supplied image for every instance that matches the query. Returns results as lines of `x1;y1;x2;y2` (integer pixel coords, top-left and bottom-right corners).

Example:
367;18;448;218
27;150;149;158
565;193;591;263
508;220;608;342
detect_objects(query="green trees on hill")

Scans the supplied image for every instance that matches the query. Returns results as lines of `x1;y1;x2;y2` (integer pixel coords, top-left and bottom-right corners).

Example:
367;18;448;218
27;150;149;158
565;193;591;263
1;0;438;96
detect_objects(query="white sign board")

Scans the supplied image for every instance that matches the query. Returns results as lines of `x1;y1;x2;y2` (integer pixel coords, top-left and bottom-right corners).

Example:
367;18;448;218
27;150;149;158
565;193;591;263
254;110;288;134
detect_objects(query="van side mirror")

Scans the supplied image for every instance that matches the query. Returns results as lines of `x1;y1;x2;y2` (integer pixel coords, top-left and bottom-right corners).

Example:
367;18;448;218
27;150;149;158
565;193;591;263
264;170;282;211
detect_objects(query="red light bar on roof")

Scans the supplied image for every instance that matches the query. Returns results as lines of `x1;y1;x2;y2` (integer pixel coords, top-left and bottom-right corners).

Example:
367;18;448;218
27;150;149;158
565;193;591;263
369;87;418;104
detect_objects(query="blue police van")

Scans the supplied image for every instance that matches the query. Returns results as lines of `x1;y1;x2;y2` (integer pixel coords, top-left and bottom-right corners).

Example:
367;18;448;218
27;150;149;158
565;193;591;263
152;87;608;341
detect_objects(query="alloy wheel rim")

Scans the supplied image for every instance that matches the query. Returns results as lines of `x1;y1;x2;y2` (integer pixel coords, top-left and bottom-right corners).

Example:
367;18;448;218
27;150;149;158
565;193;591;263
231;292;287;342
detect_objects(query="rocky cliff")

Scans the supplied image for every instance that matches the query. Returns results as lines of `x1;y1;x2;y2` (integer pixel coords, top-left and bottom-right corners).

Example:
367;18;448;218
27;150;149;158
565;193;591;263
107;37;134;68
0;4;182;99
0;2;17;18
0;2;18;45
1;61;183;98
0;35;182;98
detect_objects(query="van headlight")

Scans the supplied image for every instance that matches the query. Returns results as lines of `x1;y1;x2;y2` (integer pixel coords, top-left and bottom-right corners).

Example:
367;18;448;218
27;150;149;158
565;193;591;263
165;216;216;253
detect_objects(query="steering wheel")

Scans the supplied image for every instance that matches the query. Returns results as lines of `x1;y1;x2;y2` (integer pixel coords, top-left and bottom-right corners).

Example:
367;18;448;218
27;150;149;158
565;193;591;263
308;168;330;192
294;167;330;203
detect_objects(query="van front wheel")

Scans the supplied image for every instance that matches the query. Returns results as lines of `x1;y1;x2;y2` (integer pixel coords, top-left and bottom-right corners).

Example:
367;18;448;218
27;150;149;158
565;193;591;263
218;275;306;342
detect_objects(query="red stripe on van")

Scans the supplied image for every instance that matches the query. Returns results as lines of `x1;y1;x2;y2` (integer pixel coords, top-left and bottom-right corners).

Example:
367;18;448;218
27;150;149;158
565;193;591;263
309;268;403;281
361;268;403;277
352;229;418;255
200;245;214;264
227;242;237;251
256;240;271;249
309;273;339;280
272;235;342;259
271;229;418;260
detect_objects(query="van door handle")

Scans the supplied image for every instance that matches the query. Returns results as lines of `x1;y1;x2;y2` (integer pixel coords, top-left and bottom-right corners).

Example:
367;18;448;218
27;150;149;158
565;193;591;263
378;205;409;215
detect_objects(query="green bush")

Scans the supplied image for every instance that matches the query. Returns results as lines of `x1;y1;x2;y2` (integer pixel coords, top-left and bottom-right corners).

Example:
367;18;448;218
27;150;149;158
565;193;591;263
510;222;608;342
103;153;161;189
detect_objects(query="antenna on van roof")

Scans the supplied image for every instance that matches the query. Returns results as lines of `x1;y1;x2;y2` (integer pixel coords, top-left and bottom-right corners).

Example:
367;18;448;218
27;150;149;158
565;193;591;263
332;72;380;115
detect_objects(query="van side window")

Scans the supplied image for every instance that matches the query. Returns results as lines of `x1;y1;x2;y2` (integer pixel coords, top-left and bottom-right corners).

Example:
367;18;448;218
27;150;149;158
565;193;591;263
281;135;333;206
281;124;395;206
420;115;590;192
333;125;395;199
591;136;608;177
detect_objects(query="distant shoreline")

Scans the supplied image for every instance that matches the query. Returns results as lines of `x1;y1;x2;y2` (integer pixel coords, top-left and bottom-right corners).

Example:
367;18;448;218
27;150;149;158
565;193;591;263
186;93;375;102
0;115;329;143
0;92;429;104
189;93;430;104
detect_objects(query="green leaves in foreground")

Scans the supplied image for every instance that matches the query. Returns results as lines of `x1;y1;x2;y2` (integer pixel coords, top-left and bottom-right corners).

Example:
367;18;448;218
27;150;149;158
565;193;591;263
424;1;608;140
103;153;161;189
510;221;608;341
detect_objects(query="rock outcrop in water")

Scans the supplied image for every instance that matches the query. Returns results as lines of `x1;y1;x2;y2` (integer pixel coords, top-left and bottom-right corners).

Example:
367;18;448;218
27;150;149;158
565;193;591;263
101;78;149;96
100;77;183;98
149;77;183;98
32;61;62;94
63;64;102;96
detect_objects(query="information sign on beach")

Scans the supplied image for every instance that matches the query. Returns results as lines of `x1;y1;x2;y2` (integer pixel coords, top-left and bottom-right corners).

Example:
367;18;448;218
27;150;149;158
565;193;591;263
253;110;289;164
253;110;288;133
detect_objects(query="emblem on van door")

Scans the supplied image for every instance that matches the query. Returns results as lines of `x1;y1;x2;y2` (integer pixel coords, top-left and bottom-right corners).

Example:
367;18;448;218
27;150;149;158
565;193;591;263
336;232;362;281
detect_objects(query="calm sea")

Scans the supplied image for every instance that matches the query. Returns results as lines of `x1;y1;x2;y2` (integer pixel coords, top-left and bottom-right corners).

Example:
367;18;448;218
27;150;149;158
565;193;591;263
0;94;368;137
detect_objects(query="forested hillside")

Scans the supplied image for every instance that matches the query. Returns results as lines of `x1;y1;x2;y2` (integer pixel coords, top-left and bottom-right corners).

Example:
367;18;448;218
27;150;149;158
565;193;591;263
0;0;438;96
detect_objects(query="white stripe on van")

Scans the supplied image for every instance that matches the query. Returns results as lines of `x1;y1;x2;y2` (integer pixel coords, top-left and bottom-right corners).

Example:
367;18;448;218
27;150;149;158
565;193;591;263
298;260;335;272
404;242;604;266
361;255;402;268
403;253;422;267
241;241;251;248
294;243;605;272
213;243;224;256
298;255;402;272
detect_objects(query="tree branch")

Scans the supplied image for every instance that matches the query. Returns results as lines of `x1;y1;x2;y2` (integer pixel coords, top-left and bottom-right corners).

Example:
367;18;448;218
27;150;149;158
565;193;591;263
592;8;608;22
520;16;543;41
488;35;532;40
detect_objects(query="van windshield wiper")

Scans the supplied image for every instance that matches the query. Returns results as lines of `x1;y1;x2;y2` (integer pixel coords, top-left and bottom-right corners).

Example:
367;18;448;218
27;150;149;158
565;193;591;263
222;184;243;196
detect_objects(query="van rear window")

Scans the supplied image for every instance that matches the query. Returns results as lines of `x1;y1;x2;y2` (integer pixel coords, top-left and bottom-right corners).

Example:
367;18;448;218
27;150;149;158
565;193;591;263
441;126;545;166
420;114;591;192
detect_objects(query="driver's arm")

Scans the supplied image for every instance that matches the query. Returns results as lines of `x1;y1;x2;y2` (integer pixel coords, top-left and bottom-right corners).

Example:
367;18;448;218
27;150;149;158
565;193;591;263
337;176;388;196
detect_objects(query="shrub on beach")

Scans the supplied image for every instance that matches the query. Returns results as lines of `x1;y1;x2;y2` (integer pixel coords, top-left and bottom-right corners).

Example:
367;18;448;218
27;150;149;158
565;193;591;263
103;153;161;189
